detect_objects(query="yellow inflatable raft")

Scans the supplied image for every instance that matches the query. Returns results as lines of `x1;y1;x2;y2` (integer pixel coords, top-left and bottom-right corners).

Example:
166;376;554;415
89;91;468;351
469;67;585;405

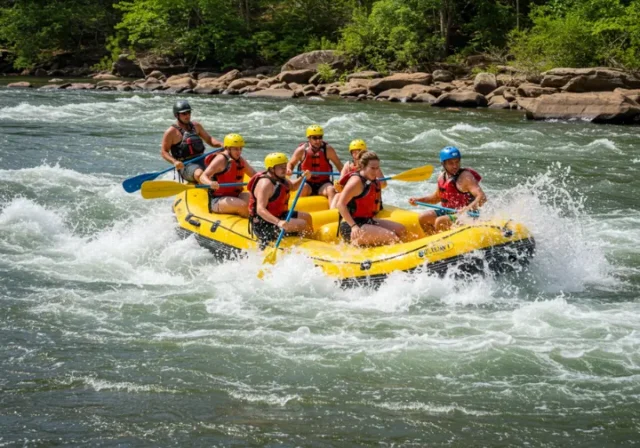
172;188;535;287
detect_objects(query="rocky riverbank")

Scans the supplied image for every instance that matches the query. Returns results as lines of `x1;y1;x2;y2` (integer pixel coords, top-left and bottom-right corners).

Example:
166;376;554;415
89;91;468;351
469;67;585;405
6;51;640;124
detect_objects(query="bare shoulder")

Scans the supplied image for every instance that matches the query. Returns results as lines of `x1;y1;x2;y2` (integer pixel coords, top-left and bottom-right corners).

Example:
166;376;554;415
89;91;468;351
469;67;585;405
458;170;479;183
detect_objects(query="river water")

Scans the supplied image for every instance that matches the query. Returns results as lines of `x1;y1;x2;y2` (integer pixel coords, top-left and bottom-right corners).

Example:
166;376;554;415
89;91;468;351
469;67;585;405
1;89;639;446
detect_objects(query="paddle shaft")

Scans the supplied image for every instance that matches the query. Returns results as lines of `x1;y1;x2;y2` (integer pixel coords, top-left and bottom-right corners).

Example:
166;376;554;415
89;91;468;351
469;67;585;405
415;201;479;218
273;178;307;250
292;171;412;182
122;148;221;193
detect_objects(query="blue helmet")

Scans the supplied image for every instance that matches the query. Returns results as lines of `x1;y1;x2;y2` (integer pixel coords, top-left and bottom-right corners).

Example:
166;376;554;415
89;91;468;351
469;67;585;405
440;146;461;163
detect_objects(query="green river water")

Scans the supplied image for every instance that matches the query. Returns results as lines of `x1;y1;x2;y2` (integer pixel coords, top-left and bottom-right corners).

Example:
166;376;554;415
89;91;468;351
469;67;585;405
0;88;638;446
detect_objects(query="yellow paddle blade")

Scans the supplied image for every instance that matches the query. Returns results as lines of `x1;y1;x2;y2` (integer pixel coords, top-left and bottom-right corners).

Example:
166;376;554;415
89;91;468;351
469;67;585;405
390;164;434;182
140;181;194;199
257;247;278;279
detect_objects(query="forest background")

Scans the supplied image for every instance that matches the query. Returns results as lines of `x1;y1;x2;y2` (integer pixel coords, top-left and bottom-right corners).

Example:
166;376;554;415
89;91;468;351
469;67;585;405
2;0;640;75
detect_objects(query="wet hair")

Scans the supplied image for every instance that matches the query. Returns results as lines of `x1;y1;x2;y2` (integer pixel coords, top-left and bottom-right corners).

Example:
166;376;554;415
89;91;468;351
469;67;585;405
358;151;380;169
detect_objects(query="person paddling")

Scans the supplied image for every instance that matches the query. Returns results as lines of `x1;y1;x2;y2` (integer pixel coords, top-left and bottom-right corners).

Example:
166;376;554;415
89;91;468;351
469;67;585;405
199;133;256;218
409;146;486;234
330;139;387;209
337;151;406;246
286;125;343;203
160;100;223;183
249;153;313;249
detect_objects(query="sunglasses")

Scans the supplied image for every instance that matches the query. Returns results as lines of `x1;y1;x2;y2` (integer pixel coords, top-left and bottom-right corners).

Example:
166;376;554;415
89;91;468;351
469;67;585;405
309;135;323;140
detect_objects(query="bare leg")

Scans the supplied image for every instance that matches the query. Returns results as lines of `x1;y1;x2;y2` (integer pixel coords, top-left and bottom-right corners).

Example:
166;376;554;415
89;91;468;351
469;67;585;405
299;183;313;197
351;223;401;247
211;192;250;218
418;210;438;235
288;211;313;235
318;182;337;204
376;218;409;242
435;215;455;233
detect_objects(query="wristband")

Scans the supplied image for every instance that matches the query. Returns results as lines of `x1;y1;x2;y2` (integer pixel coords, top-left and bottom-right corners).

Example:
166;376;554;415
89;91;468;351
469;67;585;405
350;223;359;229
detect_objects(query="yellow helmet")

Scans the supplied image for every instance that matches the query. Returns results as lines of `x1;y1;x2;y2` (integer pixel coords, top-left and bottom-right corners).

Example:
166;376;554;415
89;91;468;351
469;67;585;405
265;152;289;170
306;124;324;137
224;133;245;148
349;139;367;152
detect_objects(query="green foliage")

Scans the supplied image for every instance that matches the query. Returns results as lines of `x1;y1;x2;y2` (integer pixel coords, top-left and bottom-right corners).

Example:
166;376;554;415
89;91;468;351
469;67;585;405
0;0;117;68
316;63;337;83
337;0;444;72
3;0;640;73
509;0;640;71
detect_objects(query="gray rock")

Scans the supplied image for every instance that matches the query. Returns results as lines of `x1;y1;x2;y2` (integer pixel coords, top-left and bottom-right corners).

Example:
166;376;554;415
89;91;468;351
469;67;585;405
432;91;488;108
473;73;497;95
281;50;344;72
432;70;454;83
521;92;640;123
245;89;296;99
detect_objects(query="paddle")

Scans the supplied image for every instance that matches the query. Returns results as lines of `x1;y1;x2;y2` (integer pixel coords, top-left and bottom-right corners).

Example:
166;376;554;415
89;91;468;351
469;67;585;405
292;170;340;176
140;180;247;199
257;177;307;279
292;165;434;183
415;201;480;218
379;164;434;182
122;149;221;193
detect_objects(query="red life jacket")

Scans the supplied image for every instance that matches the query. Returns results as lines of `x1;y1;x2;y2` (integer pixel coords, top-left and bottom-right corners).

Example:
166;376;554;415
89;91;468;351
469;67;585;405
297;142;333;184
207;153;245;197
248;171;290;218
437;168;482;210
343;172;382;219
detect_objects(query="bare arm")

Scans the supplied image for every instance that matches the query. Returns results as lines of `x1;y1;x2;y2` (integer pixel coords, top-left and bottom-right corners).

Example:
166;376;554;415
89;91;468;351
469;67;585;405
286;146;305;175
337;177;364;228
161;127;182;167
242;158;257;178
199;154;226;187
409;184;440;206
194;122;223;148
458;172;486;211
326;145;344;172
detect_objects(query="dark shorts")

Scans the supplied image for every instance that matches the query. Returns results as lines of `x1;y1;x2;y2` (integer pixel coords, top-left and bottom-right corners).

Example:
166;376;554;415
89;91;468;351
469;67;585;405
339;217;378;243
307;181;332;196
209;195;236;212
178;159;206;182
251;211;299;249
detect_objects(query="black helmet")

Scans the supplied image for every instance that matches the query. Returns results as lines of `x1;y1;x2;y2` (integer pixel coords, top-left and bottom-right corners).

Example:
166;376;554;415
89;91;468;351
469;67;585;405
173;100;192;117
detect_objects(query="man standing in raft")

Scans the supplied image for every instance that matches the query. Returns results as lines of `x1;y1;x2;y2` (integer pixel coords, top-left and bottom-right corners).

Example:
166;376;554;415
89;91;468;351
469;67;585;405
337;151;406;246
199;133;256;218
286;125;343;203
409;146;486;234
160;100;223;183
249;153;313;249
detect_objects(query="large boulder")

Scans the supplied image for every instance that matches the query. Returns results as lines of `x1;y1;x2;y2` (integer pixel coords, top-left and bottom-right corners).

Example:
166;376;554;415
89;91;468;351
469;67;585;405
165;74;196;89
473;73;497;95
540;74;573;88
245;89;295;99
97;80;124;88
228;77;260;90
281;50;344;72
432;91;488;108
614;88;640;103
488;95;510;109
340;86;368;97
93;73;119;80
368;72;432;94
521;92;640;123
543;67;640;92
517;83;557;98
276;69;315;84
112;54;144;78
7;82;32;88
432;70;454;83
346;71;382;80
